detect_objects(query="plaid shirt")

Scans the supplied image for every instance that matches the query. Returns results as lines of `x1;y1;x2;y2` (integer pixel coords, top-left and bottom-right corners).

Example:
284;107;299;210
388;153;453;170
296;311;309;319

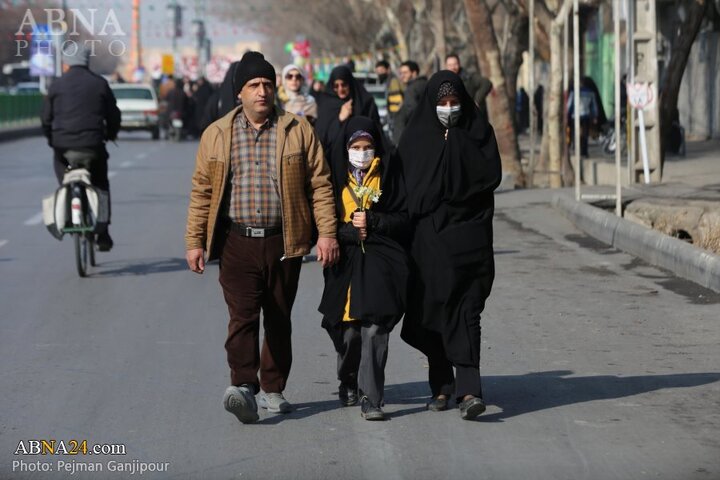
228;109;281;227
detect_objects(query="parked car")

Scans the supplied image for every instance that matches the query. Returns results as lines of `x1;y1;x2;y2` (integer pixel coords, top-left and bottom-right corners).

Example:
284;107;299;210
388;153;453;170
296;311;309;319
9;82;41;95
110;83;160;140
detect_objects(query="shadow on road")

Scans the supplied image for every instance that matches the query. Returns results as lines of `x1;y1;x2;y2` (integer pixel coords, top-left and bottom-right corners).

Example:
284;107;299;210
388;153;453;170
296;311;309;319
479;370;720;422
376;370;720;421
92;257;188;276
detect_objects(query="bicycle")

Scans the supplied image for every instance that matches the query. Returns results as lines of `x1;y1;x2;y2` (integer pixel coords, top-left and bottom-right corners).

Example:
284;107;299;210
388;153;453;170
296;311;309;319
62;170;97;277
43;149;109;278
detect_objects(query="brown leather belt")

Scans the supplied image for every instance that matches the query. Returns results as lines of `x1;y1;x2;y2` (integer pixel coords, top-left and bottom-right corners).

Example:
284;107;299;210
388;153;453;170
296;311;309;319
230;223;282;238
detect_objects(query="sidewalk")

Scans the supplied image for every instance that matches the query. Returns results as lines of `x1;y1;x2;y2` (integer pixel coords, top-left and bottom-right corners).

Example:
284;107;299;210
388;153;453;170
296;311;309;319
550;139;720;292
0;120;42;142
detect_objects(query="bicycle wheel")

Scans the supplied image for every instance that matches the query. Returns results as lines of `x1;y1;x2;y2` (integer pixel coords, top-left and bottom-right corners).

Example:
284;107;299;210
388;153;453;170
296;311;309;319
88;234;96;266
85;210;96;267
74;232;88;277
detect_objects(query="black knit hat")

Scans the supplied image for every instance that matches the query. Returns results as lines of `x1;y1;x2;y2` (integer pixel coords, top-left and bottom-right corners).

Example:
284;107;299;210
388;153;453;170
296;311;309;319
233;51;276;94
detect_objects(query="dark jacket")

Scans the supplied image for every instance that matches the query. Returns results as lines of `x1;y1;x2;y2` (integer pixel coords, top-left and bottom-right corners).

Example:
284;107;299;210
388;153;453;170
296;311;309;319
392;75;427;144
42;66;120;149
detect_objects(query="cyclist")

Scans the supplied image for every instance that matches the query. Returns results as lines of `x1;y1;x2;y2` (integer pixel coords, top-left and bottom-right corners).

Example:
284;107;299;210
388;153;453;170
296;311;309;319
42;44;120;251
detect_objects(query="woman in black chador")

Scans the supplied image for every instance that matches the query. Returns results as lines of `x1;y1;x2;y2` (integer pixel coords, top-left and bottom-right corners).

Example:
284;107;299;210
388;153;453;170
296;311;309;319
397;70;502;420
319;116;409;421
314;65;381;155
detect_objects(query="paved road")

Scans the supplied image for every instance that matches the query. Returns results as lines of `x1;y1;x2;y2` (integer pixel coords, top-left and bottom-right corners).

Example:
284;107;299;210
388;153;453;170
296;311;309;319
1;134;718;480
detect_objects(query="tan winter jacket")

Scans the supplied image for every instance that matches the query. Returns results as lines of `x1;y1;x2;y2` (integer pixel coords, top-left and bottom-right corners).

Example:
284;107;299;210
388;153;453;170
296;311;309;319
185;106;336;261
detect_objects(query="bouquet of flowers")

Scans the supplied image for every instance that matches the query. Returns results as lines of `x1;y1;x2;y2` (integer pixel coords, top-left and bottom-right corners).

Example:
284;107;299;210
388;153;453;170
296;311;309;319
352;185;382;253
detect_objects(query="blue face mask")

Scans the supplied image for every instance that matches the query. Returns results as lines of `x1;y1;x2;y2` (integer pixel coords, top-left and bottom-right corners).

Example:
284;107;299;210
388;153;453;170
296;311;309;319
436;105;462;128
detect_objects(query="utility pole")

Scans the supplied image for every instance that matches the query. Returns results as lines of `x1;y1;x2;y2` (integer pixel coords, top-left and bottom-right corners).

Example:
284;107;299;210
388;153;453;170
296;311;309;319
629;0;661;183
167;0;182;77
528;0;536;187
192;0;207;78
128;0;142;81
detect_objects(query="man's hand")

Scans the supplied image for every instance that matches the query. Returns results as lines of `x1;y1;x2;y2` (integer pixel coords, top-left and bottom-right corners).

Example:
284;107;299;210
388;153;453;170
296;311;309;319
186;248;206;274
339;99;353;123
316;237;339;268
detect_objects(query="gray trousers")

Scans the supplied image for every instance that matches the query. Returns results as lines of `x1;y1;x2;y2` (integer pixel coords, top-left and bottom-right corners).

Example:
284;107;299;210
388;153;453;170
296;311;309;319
337;322;389;408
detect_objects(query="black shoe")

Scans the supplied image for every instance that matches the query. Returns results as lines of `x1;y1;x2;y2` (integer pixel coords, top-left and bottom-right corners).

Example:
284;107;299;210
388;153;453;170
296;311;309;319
459;396;486;420
338;383;358;407
97;232;113;252
426;395;449;412
360;398;385;421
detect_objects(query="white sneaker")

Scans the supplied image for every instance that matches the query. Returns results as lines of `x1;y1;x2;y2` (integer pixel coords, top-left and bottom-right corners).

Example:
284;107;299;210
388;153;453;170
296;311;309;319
258;392;292;413
223;385;259;424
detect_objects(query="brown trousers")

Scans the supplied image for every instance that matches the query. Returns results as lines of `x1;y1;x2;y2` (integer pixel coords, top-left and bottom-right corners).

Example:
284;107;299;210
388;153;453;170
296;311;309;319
218;231;302;394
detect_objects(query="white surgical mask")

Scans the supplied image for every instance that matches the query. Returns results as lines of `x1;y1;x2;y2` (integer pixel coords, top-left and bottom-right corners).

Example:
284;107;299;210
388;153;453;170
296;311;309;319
436;105;462;128
348;149;375;169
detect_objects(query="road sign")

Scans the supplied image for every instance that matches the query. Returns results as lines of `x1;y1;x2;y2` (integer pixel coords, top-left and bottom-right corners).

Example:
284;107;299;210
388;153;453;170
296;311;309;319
627;81;654;110
161;54;174;75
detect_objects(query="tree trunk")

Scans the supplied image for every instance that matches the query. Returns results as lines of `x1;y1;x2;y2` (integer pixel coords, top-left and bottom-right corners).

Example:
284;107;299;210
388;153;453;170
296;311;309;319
547;0;572;188
464;0;526;187
659;0;709;165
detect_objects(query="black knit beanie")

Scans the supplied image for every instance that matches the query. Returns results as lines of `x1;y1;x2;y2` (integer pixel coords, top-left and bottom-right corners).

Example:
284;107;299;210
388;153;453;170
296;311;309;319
233;51;276;94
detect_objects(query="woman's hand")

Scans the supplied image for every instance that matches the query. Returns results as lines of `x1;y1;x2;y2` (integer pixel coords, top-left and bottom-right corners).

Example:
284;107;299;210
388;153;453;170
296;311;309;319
339;99;353;122
352;211;367;241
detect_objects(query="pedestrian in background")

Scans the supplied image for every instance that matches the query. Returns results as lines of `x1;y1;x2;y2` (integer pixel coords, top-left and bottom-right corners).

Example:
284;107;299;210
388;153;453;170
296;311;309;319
277;64;318;124
392;60;427;144
200;61;241;131
375;60;405;142
185;51;339;424
315;65;381;155
319;116;410;421
445;53;493;117
397;71;502;420
567;76;600;157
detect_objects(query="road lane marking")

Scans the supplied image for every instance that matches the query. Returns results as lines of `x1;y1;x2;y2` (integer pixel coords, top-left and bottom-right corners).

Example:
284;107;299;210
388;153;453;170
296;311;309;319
24;212;43;226
0;240;8;249
119;161;134;168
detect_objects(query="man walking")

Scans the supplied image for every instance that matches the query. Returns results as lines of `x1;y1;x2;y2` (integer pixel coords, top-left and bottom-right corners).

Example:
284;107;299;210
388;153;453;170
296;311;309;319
392;61;427;144
185;51;339;424
445;53;493;117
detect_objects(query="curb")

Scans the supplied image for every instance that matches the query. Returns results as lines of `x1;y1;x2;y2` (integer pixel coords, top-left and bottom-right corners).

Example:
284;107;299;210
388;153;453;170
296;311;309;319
0;125;42;143
552;193;720;293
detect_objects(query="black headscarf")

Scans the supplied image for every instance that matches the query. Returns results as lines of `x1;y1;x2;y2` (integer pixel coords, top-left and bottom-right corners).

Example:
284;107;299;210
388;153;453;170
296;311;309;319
201;61;241;130
315;66;380;153
398;70;502;226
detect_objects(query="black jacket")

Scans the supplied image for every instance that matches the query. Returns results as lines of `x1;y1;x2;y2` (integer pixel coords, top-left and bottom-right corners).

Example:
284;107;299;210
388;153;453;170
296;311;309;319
42;66;121;149
392;75;427;144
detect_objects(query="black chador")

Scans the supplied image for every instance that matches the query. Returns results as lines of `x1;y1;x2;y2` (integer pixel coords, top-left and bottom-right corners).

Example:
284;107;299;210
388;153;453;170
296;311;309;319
397;70;502;403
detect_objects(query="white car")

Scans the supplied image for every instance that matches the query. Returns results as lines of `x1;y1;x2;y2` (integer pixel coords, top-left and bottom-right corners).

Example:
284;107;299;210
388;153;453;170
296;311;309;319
110;83;160;140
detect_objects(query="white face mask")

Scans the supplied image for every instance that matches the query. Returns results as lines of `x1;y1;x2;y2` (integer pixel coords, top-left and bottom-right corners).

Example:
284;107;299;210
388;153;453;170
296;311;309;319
436;105;462;128
348;149;375;169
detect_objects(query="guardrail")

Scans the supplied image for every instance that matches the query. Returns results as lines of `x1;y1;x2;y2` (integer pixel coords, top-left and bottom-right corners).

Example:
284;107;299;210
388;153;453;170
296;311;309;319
0;93;44;128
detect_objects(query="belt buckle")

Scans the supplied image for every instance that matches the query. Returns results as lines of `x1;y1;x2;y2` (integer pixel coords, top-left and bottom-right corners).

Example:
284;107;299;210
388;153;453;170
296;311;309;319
250;227;264;238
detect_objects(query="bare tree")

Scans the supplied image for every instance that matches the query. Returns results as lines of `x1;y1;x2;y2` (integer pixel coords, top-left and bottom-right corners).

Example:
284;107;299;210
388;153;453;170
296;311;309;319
659;0;711;164
464;0;526;187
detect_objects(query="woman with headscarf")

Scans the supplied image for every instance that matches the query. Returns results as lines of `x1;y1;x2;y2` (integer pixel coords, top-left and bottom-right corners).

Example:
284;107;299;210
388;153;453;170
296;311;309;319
276;64;317;123
397;70;502;420
315;65;381;155
319;116;409;421
200;61;241;131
